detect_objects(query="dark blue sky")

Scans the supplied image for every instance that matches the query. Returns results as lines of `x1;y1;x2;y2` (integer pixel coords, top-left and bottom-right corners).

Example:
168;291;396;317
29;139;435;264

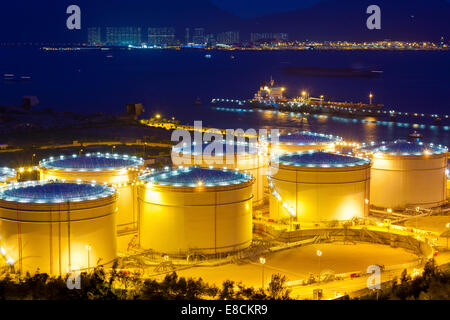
1;0;449;41
211;0;321;17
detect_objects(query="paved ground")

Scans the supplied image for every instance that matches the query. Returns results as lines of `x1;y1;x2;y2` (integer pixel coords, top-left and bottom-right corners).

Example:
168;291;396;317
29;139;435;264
158;242;417;291
405;216;450;234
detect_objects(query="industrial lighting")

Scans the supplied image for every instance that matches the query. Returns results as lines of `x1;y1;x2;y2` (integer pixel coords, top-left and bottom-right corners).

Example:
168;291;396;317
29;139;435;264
259;257;266;265
316;250;322;257
387;208;392;213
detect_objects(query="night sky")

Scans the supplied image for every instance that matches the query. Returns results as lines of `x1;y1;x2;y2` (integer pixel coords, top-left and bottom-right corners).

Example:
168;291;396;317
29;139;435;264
0;0;449;41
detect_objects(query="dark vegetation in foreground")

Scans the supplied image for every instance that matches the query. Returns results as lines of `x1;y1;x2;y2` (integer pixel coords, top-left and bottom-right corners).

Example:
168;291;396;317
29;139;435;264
0;262;291;300
1;259;449;300
358;259;450;300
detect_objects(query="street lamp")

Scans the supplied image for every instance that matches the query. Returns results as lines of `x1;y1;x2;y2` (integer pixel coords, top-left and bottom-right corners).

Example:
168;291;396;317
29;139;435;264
259;257;266;290
164;255;169;262
369;92;373;105
85;245;91;271
316;250;322;283
112;145;116;153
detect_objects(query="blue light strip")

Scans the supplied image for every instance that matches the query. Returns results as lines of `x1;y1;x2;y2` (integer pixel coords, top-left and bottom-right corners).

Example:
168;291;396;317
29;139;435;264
0;180;116;204
40;152;144;172
0;168;16;183
272;150;370;168
139;166;253;188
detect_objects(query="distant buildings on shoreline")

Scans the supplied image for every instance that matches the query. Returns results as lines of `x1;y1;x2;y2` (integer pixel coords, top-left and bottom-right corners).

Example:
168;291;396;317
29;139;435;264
87;26;271;47
84;26;448;51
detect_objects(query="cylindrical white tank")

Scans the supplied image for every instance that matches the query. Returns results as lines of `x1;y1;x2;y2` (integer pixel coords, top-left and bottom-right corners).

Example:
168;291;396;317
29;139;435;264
358;140;448;210
269;151;370;223
0;168;16;185
0;181;117;275
138;166;254;255
172;140;267;206
39;153;144;234
269;131;341;155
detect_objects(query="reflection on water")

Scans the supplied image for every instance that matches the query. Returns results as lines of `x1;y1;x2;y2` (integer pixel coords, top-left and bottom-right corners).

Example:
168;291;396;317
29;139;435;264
207;106;449;146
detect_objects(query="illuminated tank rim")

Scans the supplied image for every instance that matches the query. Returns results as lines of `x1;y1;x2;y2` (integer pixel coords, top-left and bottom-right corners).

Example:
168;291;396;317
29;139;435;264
270;131;342;146
359;140;448;156
0;167;16;183
272;151;370;168
0;181;116;204
40;152;144;172
138;166;253;189
172;140;260;156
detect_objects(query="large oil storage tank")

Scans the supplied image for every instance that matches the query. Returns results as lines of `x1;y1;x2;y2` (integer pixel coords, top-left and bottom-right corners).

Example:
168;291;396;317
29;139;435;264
447;165;450;198
0;168;16;185
39;153;144;236
269;151;370;223
138;166;254;255
358;140;448;210
269;131;341;155
0;181;117;275
172;140;267;206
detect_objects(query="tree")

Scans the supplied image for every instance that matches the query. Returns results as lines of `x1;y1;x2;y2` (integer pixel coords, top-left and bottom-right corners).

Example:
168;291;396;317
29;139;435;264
267;274;291;300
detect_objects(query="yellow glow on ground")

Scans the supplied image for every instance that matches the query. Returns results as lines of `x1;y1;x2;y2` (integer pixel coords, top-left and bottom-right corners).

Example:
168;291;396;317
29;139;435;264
164;243;417;287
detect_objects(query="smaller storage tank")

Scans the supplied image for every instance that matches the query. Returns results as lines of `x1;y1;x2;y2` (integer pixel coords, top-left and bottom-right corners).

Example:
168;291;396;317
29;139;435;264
0;168;16;185
172;140;267;206
269;151;370;223
138;166;254;255
269;131;341;155
358;140;448;210
0;181;117;275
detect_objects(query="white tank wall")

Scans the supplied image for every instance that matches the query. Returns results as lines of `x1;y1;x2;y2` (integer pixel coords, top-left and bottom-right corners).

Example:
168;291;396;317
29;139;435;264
172;151;268;206
0;196;117;275
370;154;447;209
269;163;370;222
138;182;253;255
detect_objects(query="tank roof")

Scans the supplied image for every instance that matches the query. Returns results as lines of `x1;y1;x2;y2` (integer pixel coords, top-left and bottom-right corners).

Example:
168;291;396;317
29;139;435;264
40;153;144;171
360;140;447;156
139;166;252;187
173;140;259;156
0;168;16;183
273;131;341;145
0;181;115;203
276;151;370;167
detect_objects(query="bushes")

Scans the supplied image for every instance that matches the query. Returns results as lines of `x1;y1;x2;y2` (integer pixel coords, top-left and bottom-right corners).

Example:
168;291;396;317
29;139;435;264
0;265;290;300
358;259;450;300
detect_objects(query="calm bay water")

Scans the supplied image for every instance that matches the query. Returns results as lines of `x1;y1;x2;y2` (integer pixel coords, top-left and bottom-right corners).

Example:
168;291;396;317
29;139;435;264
0;47;449;145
